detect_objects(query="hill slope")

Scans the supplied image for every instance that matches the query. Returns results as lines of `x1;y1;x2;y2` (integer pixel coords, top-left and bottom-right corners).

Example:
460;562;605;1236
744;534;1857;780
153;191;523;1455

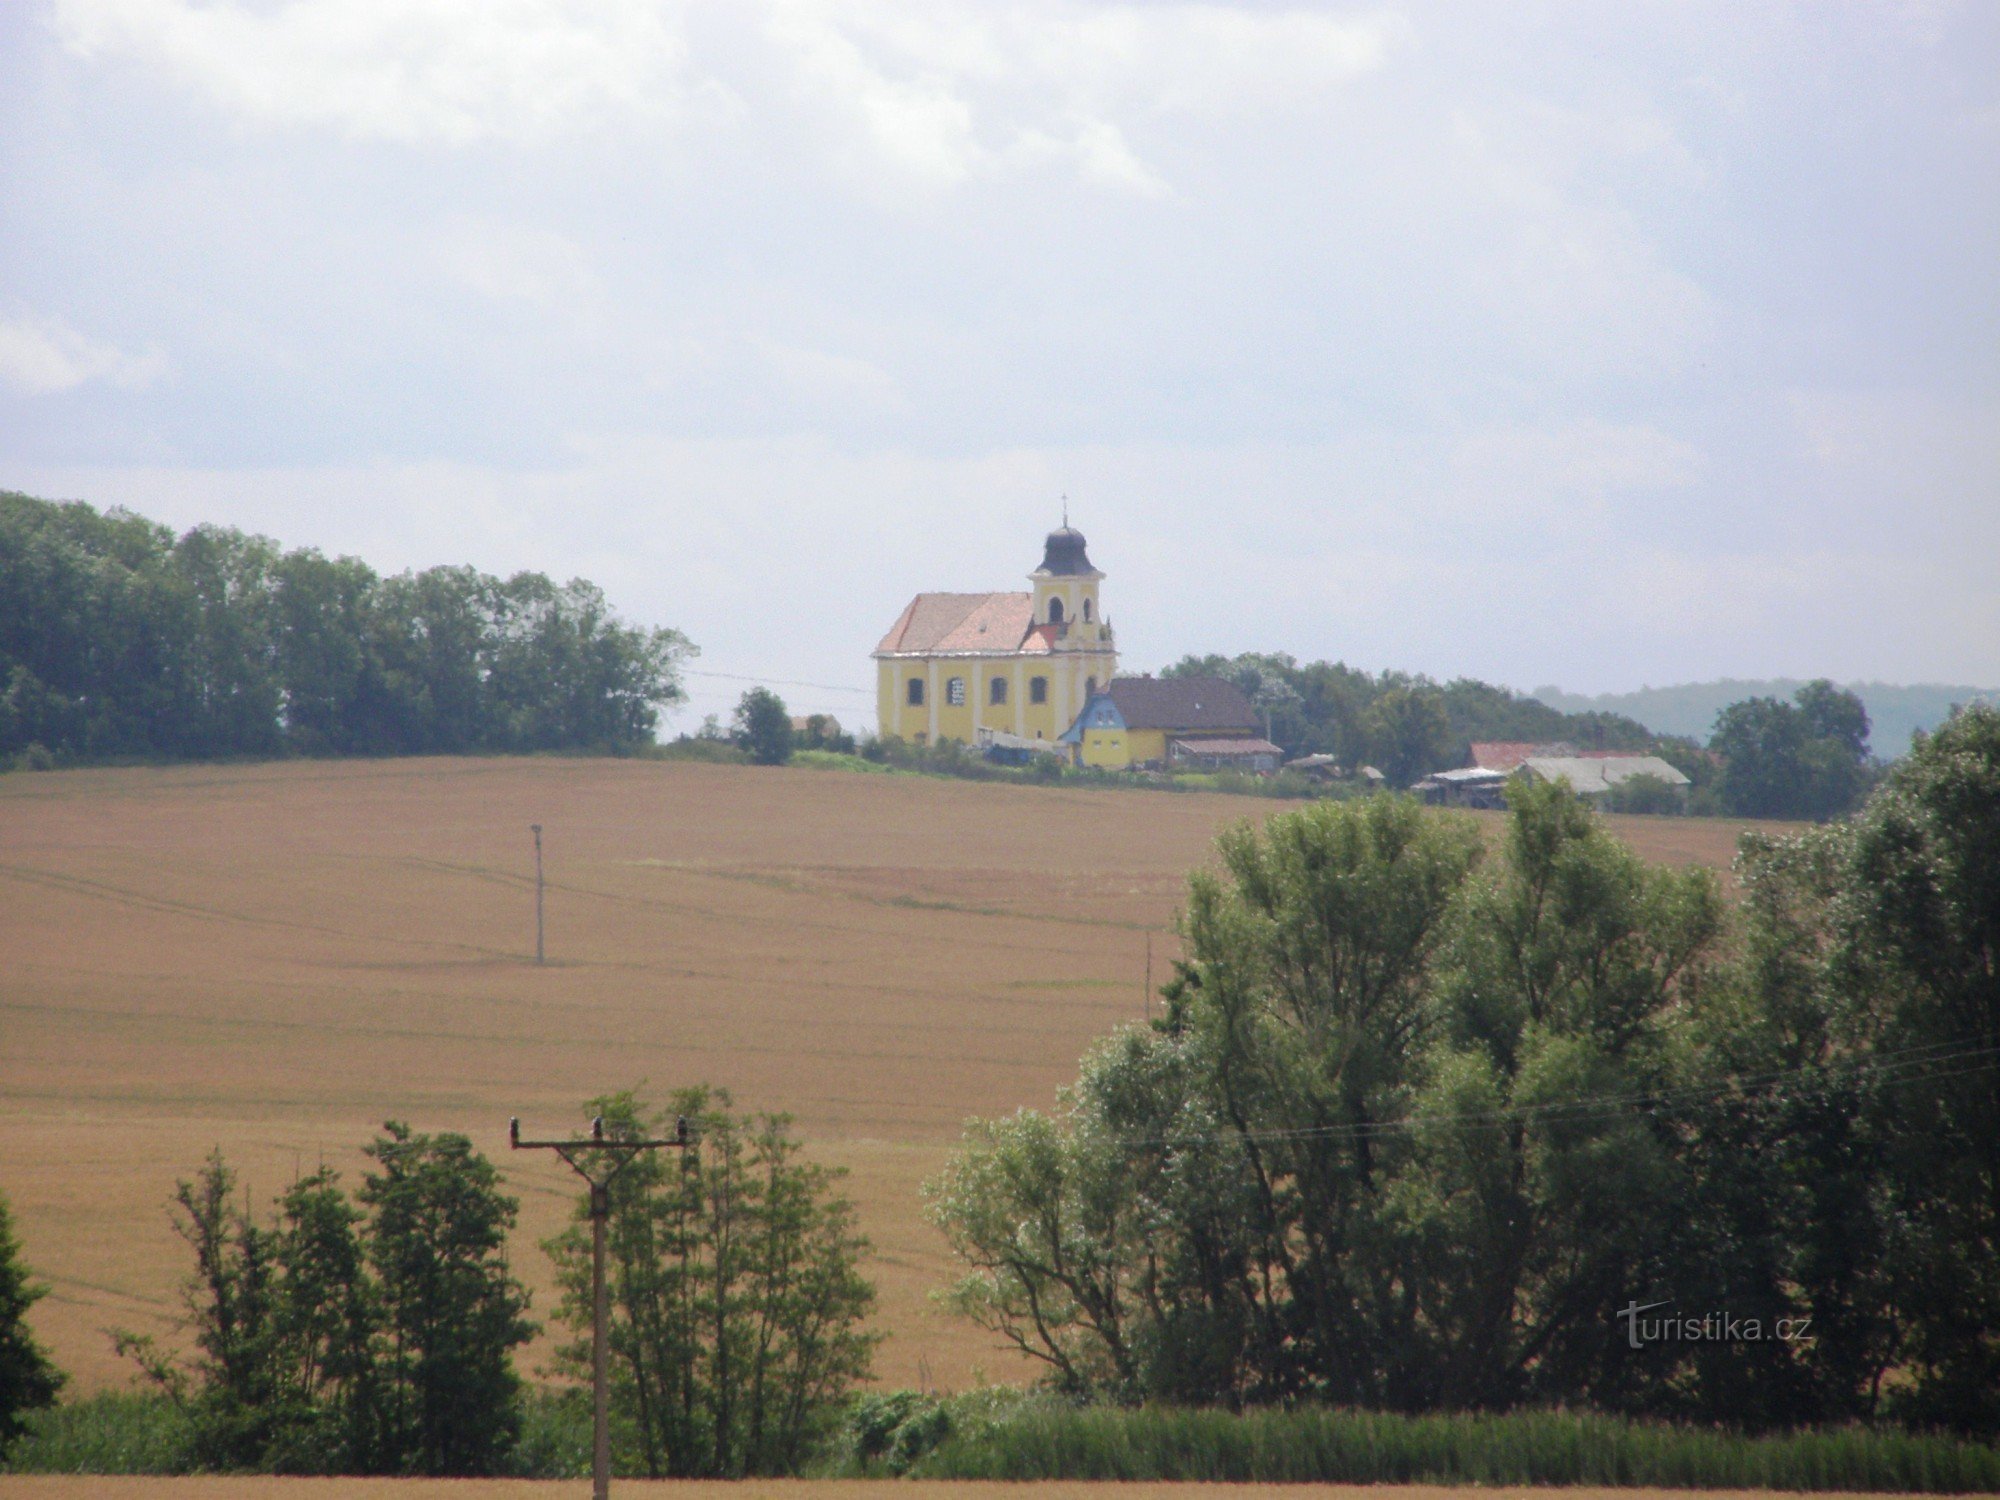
1532;679;2000;757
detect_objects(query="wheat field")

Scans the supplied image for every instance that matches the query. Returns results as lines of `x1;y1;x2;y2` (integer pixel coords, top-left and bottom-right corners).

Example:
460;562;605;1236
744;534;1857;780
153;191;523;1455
0;757;1764;1397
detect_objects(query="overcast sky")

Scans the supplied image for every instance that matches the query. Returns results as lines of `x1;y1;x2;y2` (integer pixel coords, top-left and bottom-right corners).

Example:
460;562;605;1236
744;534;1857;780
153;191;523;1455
2;1;1995;730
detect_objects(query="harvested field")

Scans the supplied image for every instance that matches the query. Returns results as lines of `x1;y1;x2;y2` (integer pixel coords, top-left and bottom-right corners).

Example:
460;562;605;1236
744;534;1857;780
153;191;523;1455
0;1483;1886;1500
0;758;1778;1396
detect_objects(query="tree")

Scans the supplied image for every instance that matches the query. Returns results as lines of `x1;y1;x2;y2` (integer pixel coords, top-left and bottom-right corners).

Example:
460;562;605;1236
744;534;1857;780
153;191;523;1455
0;491;695;768
1839;706;2000;1433
1362;683;1454;787
121;1130;532;1474
733;687;793;766
930;794;1489;1406
360;1123;534;1476
0;1191;63;1457
1711;681;1872;820
544;1089;877;1477
930;787;1733;1417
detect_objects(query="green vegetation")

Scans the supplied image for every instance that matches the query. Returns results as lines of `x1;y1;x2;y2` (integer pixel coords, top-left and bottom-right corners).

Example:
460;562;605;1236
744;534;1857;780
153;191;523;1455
0;490;692;769
1712;679;1876;818
0;1191;63;1458
541;1089;877;1478
732;685;795;765
1162;651;1659;783
1536;678;2000;759
111;1125;533;1475
3;1391;191;1474
928;706;2000;1436
866;1395;2000;1490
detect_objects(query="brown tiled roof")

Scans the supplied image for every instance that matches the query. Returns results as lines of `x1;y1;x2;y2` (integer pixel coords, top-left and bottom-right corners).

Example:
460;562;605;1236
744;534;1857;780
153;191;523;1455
1469;740;1572;771
1106;675;1257;731
875;592;1039;655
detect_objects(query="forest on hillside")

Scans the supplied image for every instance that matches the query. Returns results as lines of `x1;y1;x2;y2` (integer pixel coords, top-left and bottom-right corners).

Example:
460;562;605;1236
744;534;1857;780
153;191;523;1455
0;492;694;767
1533;679;1999;758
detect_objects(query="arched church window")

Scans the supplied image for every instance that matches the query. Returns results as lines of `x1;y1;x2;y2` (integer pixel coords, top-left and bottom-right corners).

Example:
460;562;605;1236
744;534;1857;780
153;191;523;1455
1030;676;1048;704
1048;597;1065;624
1086;676;1097;698
1083;598;1093;622
990;677;1008;705
907;677;925;707
947;677;966;706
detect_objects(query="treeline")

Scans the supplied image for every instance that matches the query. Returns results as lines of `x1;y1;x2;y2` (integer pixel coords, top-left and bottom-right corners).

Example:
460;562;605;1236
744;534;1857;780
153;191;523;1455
0;491;692;767
1161;651;1663;785
930;706;2000;1436
1164;650;1881;818
0;1094;873;1478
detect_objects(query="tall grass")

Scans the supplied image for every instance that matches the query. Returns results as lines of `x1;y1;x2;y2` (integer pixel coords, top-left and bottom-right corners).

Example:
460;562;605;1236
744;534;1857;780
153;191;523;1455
915;1402;2000;1492
3;1391;191;1474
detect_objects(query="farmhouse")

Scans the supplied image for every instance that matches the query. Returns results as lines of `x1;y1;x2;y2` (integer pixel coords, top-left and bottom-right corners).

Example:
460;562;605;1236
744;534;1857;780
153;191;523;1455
873;523;1117;745
1519;754;1691;802
1059;674;1263;771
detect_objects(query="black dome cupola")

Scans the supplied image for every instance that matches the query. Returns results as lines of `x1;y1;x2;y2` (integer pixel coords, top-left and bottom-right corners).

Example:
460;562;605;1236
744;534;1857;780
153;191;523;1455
1037;524;1095;576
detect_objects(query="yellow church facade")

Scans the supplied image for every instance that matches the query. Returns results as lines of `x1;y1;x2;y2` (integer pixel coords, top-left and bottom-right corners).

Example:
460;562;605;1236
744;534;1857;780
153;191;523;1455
873;525;1117;746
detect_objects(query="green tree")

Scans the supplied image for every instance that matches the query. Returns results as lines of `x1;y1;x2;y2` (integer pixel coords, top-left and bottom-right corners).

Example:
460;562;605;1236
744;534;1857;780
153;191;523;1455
116;1152;286;1469
1362;683;1455;787
1840;706;2000;1433
1711;681;1872;819
930;794;1488;1405
360;1123;534;1476
544;1089;876;1477
0;1191;64;1457
733;687;794;766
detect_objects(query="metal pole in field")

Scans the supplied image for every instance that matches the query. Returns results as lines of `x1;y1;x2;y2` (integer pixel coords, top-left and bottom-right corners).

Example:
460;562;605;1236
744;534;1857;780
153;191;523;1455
511;1113;693;1499
531;824;545;965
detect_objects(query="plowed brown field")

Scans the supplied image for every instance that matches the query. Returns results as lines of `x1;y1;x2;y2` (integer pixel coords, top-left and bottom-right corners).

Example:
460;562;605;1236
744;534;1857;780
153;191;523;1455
0;758;1772;1396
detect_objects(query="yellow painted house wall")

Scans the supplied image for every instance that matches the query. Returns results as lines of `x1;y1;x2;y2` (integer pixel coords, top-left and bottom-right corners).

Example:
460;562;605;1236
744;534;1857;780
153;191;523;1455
876;655;1107;745
1078;725;1166;770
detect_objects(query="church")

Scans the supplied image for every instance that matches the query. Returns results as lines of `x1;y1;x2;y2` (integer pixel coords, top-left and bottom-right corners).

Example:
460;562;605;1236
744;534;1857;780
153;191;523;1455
873;523;1118;745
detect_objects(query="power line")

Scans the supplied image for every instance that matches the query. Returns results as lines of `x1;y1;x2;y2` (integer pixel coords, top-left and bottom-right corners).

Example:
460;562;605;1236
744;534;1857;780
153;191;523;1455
685;669;873;696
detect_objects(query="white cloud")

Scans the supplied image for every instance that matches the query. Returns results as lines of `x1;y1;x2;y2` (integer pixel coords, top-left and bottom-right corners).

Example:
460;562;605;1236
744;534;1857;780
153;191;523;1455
52;0;698;145
1448;102;1715;377
429;219;601;310
0;311;167;396
765;2;1396;191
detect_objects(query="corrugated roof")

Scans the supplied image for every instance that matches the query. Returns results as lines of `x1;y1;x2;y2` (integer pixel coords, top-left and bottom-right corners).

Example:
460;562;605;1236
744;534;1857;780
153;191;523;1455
1520;755;1690;795
874;592;1039;656
1470;740;1572;771
1105;675;1257;731
1171;737;1283;756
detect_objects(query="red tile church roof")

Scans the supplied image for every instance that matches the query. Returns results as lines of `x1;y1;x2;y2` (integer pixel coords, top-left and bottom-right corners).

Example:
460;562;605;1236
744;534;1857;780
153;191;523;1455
875;592;1048;656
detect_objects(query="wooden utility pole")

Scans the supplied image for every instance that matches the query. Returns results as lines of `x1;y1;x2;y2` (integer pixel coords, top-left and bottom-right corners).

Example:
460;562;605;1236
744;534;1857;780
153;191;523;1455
531;824;545;965
511;1114;693;1498
1144;931;1153;1021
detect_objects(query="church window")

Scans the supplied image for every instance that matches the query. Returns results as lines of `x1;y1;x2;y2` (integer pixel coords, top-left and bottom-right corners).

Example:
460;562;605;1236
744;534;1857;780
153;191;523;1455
990;677;1008;705
1048;597;1065;624
907;677;925;707
947;677;966;706
1030;676;1048;704
1086;676;1098;697
1083;598;1094;622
